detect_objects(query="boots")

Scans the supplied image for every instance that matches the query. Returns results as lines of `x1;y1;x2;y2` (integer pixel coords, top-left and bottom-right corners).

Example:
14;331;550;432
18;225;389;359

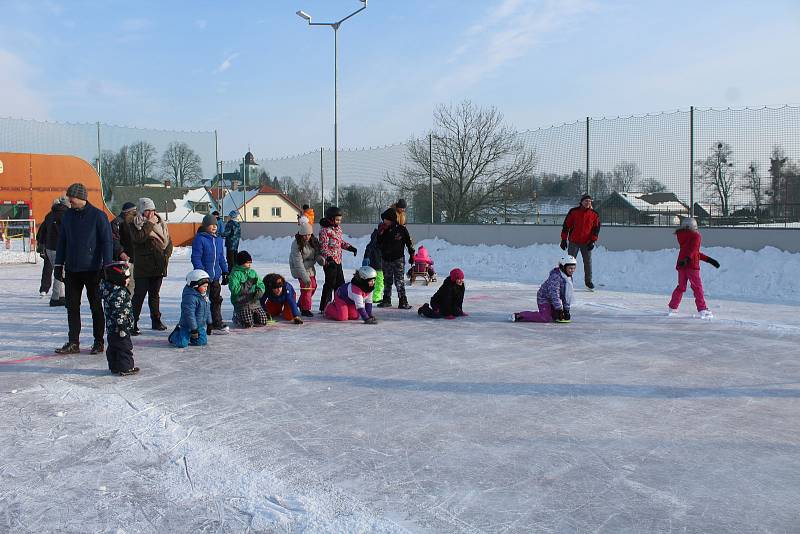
90;340;104;355
151;319;167;331
398;296;411;310
131;321;141;336
55;342;79;354
377;297;392;308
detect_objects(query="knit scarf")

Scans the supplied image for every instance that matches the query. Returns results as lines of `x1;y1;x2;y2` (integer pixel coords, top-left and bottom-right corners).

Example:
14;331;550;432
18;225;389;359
560;270;574;307
134;213;170;251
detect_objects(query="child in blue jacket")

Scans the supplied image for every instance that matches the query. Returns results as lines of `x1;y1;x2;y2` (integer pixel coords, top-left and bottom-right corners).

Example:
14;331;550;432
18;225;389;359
260;273;304;324
169;269;213;347
191;214;229;333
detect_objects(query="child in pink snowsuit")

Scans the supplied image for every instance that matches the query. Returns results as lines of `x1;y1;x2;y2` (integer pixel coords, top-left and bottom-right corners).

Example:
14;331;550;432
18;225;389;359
325;266;378;324
668;217;719;317
411;245;435;277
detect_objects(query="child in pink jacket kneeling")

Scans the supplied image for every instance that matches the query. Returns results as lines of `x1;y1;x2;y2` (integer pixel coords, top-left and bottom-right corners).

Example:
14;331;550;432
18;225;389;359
325;266;378;324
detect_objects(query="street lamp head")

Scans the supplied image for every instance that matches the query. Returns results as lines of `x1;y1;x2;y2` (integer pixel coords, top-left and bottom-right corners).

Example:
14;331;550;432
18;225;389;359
296;10;312;21
361;0;368;5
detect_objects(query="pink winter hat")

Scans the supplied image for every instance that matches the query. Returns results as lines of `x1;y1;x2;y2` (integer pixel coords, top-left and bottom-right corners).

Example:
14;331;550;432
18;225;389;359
449;268;464;281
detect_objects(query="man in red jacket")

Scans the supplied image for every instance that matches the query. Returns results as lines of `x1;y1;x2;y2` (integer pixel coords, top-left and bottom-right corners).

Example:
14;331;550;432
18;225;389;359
560;194;601;290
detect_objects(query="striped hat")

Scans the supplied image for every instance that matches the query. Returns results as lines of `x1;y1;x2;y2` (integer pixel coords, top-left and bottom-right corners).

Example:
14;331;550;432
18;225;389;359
66;183;88;201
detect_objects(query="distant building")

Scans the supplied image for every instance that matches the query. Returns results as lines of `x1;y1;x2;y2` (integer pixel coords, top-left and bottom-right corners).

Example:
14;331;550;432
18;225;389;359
220;185;301;222
108;185;218;223
598;192;689;225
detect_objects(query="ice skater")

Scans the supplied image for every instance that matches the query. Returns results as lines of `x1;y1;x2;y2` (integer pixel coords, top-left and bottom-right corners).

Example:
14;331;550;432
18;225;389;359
511;256;576;323
290;222;324;317
260;274;304;324
377;208;414;309
169;270;213;348
325;266;378;324
99;261;138;375
318;206;357;312
418;268;467;319
229;251;270;328
668;217;719;319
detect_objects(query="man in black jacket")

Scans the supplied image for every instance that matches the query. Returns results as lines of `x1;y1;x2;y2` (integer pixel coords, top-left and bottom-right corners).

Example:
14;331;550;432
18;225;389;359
38;197;69;306
54;183;113;355
376;208;414;309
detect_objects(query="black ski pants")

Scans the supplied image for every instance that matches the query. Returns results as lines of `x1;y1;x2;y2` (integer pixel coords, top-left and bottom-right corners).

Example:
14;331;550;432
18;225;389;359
65;270;104;345
132;276;163;325
209;280;224;327
319;262;345;312
106;332;134;373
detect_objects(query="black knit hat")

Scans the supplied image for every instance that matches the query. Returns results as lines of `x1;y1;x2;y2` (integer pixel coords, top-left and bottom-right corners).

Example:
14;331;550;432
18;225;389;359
236;250;253;265
381;208;398;223
395;198;407;209
580;194;593;202
66;183;88;201
325;206;343;219
120;202;136;215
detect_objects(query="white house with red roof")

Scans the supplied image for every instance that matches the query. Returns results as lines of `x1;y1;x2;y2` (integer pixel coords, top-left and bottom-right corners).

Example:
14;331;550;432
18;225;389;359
220;185;302;222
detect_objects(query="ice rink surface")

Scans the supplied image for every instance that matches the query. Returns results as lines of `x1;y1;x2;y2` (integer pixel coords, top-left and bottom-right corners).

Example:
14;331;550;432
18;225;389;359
2;253;800;532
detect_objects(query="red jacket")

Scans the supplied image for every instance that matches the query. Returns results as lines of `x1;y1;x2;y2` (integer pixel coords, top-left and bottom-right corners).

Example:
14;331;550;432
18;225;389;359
674;229;709;270
560;207;601;245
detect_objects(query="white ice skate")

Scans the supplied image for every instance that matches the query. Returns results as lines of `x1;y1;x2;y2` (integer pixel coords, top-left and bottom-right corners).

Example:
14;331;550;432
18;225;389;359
667;308;679;317
699;309;714;320
39;291;47;297
509;313;519;323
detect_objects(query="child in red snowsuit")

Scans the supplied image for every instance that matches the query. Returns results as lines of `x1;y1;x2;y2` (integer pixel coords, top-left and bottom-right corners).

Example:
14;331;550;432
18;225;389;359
668;217;720;318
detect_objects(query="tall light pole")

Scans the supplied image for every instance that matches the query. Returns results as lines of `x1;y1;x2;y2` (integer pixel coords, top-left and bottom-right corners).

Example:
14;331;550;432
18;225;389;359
297;0;368;207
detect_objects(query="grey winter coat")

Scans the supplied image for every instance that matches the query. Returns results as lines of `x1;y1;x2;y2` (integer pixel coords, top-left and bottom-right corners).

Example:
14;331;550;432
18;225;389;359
289;237;324;285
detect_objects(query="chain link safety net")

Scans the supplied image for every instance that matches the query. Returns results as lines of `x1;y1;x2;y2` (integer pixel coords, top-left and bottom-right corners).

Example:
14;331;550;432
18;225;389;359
4;106;800;227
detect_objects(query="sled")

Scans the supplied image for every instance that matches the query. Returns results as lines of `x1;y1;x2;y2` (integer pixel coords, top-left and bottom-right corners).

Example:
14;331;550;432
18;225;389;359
408;261;435;286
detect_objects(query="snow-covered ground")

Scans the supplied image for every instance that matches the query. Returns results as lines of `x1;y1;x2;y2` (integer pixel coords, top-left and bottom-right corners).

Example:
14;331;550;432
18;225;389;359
1;240;800;532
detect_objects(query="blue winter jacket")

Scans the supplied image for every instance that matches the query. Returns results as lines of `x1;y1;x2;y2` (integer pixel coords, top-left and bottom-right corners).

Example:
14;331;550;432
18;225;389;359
537;267;570;311
191;230;228;281
55;202;113;272
222;219;241;251
259;282;301;317
178;285;212;332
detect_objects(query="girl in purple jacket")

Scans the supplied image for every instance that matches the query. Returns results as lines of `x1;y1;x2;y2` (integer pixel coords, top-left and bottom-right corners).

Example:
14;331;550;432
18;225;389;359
512;256;576;323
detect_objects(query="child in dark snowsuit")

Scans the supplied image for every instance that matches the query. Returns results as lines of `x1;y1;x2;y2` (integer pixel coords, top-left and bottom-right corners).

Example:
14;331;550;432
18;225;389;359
260;273;304;324
512;256;576;323
169;269;213;347
376;208;414;309
229;251;269;328
418;268;467;319
99;261;138;375
668;217;719;319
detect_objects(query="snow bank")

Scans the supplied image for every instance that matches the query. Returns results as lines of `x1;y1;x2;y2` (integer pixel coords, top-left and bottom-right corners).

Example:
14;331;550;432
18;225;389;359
239;235;800;304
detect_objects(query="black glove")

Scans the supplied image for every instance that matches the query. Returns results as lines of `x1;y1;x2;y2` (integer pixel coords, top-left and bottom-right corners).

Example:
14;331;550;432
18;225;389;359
586;242;595;251
704;257;720;269
221;273;229;285
190;329;200;340
364;316;377;325
677;257;689;267
560;239;567;250
351;246;358;256
54;265;64;282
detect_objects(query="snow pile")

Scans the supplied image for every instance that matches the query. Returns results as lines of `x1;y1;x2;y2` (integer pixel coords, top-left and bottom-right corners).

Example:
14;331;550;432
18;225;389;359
239;235;800;304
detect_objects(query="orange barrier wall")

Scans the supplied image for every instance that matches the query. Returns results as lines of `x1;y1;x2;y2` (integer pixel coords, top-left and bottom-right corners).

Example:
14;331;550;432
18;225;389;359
0;152;198;246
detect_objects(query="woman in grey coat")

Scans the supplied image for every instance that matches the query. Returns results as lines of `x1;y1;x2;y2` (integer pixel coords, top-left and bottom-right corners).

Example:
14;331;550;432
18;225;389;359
289;222;324;317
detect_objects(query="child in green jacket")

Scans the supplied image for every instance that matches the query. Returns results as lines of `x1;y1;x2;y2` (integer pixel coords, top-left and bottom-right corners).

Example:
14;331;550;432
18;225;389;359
229;251;270;328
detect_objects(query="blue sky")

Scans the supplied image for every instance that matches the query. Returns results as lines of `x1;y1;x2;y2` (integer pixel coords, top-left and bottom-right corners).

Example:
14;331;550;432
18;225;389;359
1;0;799;160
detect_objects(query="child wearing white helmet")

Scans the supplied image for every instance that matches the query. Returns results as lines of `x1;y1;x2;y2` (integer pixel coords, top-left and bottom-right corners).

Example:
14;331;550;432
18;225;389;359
168;269;213;347
511;256;576;323
668;217;719;319
324;266;378;324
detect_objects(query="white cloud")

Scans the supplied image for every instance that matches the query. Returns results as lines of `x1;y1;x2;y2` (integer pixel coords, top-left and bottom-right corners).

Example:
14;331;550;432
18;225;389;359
437;0;596;93
0;49;48;119
120;17;152;32
216;53;240;73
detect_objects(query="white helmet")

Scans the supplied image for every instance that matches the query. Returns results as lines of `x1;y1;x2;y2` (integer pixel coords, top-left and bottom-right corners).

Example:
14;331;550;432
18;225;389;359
186;269;210;288
680;216;698;231
356;266;377;280
559;255;577;267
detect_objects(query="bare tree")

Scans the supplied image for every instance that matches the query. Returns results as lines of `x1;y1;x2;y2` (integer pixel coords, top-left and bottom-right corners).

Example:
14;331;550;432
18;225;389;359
161;142;203;187
696;141;735;216
741;161;765;214
295;172;321;206
640;177;667;193
388;100;536;223
128;141;158;186
612;161;641;192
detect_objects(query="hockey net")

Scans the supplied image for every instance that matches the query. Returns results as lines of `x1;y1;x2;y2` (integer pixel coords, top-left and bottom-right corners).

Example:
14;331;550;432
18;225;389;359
0;219;38;264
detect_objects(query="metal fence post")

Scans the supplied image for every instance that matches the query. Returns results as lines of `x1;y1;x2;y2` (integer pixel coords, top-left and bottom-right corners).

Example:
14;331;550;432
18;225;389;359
429;133;433;224
689;106;694;217
320;147;325;216
585;117;590;194
96;122;102;180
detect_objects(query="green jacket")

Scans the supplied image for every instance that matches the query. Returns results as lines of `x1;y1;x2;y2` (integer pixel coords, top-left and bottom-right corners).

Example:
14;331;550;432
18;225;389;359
228;264;264;309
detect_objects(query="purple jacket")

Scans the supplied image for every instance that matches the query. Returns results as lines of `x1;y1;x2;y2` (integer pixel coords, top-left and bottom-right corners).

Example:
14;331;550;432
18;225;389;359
334;282;374;321
537;267;570;311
